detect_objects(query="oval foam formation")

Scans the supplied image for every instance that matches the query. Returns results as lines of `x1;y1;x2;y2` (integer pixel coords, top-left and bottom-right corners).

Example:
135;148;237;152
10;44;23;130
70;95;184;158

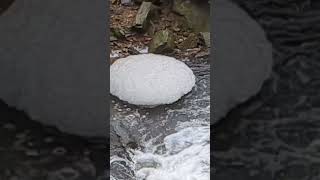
110;54;196;106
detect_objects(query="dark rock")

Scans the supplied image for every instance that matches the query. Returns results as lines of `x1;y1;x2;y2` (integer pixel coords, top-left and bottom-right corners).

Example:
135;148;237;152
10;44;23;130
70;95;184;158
134;1;159;30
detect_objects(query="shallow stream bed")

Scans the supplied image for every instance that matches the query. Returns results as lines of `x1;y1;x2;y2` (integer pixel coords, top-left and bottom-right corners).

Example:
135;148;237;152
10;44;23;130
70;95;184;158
110;59;210;180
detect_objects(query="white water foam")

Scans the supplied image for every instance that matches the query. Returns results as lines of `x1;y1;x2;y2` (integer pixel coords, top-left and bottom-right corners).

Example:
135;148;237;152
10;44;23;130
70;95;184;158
110;59;210;180
110;91;210;180
130;126;210;180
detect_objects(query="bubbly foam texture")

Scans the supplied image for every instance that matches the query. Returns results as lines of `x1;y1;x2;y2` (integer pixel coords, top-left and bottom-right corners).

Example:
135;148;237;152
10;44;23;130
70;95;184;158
110;54;196;106
110;59;209;180
131;126;210;180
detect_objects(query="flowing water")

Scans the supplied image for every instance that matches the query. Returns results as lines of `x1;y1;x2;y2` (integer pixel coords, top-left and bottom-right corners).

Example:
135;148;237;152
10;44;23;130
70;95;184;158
110;60;210;180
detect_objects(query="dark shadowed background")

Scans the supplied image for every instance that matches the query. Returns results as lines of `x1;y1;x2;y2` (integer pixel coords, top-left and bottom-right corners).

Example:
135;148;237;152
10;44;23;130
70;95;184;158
0;0;109;179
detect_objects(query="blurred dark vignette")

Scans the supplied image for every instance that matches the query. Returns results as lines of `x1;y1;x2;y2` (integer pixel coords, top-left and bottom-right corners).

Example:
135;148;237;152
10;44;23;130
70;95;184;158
213;0;320;179
0;0;14;15
0;1;108;179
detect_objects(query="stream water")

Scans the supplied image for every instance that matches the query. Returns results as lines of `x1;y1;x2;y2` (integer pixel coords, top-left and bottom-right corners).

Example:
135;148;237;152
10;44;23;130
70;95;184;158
110;60;210;180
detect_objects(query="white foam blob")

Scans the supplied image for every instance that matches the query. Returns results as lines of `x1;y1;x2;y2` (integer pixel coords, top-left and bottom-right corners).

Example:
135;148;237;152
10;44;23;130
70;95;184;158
110;54;196;106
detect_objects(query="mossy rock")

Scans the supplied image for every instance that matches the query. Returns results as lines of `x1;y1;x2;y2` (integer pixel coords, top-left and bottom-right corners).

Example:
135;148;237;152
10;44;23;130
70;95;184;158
149;29;175;54
134;2;160;31
172;0;209;32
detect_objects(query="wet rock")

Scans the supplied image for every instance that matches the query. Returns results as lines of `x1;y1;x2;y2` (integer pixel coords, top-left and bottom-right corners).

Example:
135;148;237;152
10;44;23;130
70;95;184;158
200;32;210;47
148;29;175;53
172;0;210;32
135;2;159;30
212;0;273;123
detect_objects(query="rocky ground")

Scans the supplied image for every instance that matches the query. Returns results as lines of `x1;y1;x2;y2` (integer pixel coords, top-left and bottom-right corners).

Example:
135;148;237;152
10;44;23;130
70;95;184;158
214;0;320;179
110;0;210;63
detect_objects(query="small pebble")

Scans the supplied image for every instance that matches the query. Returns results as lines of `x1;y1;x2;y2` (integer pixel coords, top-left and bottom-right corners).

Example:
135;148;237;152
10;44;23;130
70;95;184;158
52;147;67;156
